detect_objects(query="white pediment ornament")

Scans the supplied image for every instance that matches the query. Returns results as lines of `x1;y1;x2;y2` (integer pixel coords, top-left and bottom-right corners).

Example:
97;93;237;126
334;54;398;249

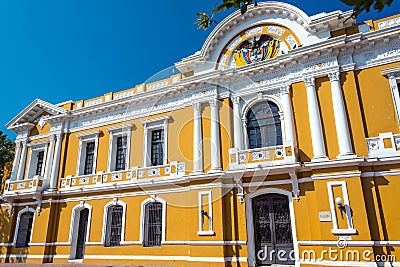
37;115;49;129
6;99;67;132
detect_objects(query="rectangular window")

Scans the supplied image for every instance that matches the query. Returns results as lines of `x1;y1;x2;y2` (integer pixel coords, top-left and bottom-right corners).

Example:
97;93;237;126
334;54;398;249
35;151;45;176
143;202;162;247
105;205;123;247
15;212;34;248
151;130;164;166
115;136;127;171
84;142;95;175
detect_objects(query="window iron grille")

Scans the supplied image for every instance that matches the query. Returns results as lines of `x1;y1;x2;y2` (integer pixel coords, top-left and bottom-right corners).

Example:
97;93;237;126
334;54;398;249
105;205;123;247
143;202;163;247
15;211;34;248
115;136;127;171
150;130;164;166
35;151;45;176
84;142;95;175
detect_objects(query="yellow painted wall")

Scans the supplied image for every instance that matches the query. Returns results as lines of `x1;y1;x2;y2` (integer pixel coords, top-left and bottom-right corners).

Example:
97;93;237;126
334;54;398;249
355;62;400;137
292;81;313;161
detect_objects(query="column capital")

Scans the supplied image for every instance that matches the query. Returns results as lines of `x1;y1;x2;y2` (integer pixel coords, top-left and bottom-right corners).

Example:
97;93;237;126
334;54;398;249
328;72;340;82
50;134;56;142
192;102;201;111
55;133;63;140
303;77;315;88
15;141;22;148
232;96;241;104
280;85;291;95
209;98;218;108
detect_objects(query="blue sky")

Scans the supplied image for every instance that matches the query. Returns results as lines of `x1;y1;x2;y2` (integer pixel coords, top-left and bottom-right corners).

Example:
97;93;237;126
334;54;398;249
1;0;399;139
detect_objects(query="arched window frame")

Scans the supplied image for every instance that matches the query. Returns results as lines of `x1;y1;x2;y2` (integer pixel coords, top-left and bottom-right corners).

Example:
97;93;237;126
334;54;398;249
13;206;36;247
140;196;166;246
242;97;284;149
101;199;127;246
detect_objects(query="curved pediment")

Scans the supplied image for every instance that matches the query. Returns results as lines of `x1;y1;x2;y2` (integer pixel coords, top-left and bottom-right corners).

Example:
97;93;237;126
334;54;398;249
175;1;353;75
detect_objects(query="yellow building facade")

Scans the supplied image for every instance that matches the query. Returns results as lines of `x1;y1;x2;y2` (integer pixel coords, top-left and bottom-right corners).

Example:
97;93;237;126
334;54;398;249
1;2;400;266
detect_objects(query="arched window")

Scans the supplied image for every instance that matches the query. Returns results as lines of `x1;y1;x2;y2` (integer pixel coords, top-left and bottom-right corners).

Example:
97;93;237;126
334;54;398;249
104;205;123;247
15;209;34;248
247;101;282;149
143;202;163;247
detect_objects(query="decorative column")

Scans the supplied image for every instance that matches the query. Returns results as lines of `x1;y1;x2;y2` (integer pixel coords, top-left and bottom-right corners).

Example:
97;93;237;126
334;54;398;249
209;99;222;172
232;96;244;150
192;102;203;174
16;140;28;181
280;85;296;144
50;133;63;190
242;118;249;150
328;72;355;158
304;77;328;161
44;134;55;181
10;141;22;181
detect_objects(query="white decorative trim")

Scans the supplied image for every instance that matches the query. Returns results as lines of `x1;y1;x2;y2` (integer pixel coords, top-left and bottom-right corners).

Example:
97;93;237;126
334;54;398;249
0;254;248;263
245;188;299;267
106;125;132;172
76;130;102;139
101;199;127;245
68;202;92;260
327;181;356;235
13;206;36;246
25;142;48;180
382;67;400;125
139;196;166;245
142;116;169;167
197;191;214;236
312;171;361;180
76;131;100;176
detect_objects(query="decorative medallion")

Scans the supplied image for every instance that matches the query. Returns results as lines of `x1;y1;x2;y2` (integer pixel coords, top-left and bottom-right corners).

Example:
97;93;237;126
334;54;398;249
37;115;48;129
233;35;280;67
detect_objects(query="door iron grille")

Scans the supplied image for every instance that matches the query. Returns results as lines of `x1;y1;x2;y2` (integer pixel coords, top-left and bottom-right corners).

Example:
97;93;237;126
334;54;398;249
75;208;89;259
253;194;294;266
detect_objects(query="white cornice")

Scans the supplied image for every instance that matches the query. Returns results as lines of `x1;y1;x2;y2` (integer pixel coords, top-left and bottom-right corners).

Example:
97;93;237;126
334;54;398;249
76;130;102;139
140;115;170;125
106;123;134;132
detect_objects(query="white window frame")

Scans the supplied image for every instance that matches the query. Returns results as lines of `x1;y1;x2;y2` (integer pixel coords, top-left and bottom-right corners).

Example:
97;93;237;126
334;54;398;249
13;206;36;246
141;116;169;167
106;124;133;172
101;198;127;246
76;130;101;176
25;141;49;179
382;67;400;125
197;191;214;236
327;181;357;235
139;196;166;245
68;202;92;260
